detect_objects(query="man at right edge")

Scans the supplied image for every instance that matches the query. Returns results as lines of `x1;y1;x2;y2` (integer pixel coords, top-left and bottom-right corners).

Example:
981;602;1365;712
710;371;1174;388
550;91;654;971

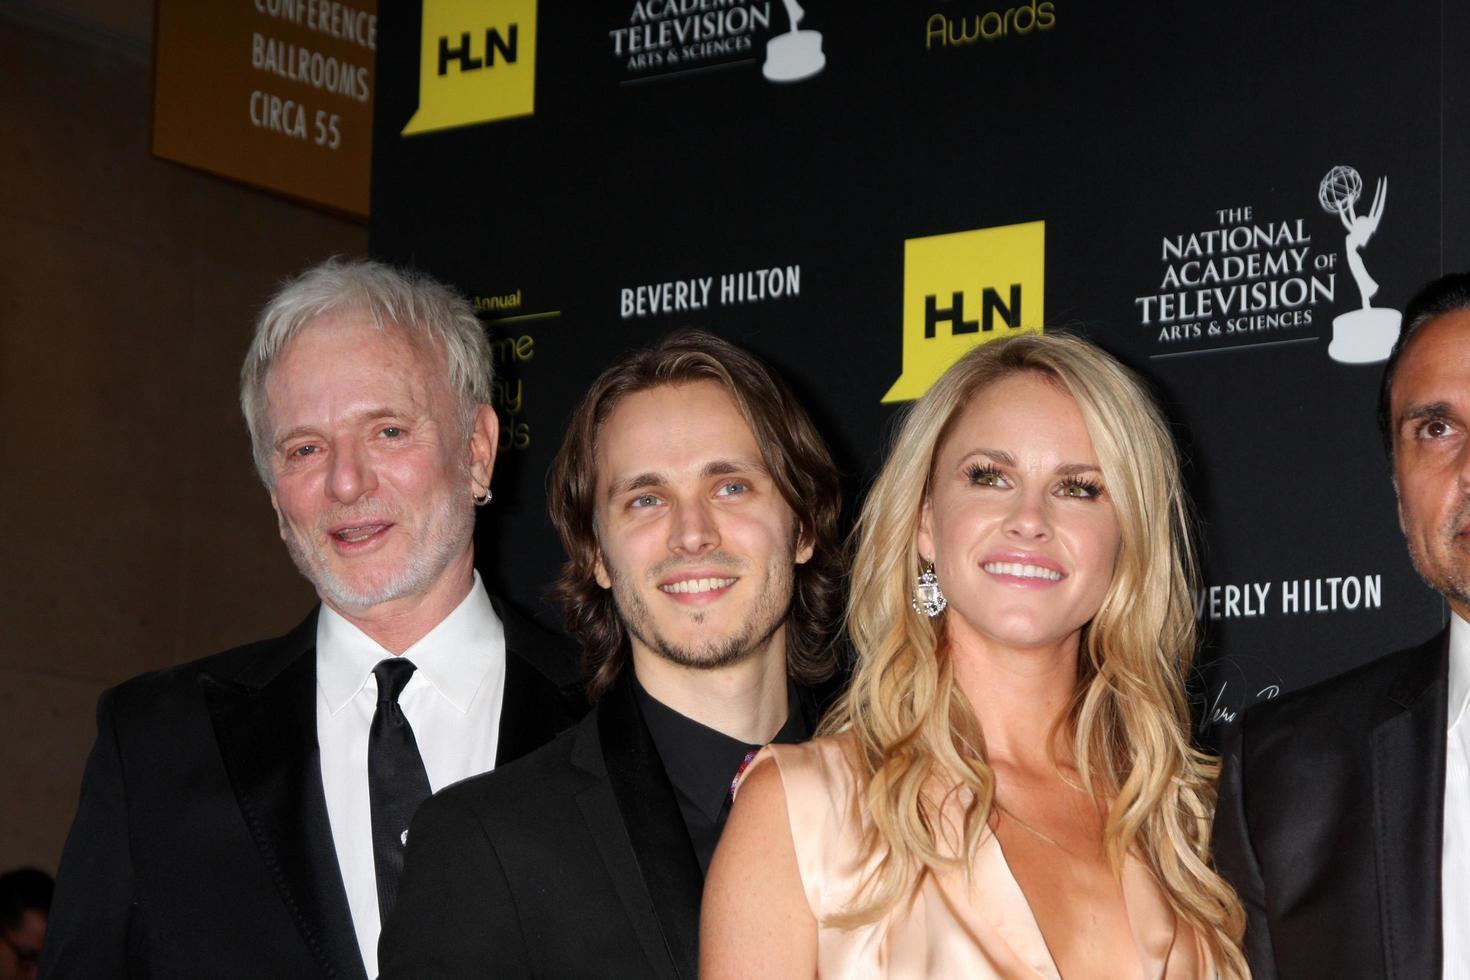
1214;272;1470;978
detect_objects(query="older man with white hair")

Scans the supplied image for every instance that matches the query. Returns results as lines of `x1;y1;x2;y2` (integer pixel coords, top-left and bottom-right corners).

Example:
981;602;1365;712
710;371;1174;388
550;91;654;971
42;258;583;980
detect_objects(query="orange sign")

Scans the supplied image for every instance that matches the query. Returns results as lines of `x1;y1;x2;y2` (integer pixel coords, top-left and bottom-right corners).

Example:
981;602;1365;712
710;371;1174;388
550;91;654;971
153;0;377;218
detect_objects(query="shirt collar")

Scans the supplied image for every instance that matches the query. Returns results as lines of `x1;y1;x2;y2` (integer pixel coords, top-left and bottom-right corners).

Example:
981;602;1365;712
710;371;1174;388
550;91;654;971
634;676;811;824
316;571;505;715
1449;611;1470;733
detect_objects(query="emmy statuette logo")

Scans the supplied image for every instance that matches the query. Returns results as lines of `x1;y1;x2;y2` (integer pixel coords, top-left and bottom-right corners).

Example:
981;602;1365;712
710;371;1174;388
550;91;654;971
1318;165;1400;364
763;0;825;82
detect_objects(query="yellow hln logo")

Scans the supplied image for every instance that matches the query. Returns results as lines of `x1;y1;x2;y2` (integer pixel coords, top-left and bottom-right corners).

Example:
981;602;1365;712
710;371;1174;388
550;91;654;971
882;220;1045;403
402;0;537;137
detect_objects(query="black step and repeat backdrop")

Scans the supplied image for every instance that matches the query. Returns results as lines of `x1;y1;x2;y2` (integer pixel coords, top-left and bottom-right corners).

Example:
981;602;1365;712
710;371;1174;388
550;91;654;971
369;0;1470;740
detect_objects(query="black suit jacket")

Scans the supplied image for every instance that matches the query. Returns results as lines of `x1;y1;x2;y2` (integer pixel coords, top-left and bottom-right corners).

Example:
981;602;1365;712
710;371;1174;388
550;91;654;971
379;673;827;980
40;595;584;980
1212;630;1448;980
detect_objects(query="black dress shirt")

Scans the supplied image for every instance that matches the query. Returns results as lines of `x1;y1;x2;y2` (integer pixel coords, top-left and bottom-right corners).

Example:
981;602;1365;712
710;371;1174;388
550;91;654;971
634;677;810;874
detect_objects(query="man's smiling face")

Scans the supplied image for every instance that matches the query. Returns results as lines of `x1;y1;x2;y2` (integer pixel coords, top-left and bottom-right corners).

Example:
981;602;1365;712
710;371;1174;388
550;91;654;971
264;312;487;616
592;381;810;672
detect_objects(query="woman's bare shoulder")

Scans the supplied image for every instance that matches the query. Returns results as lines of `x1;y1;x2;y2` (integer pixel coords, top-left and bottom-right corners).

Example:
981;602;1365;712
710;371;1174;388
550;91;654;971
735;732;855;796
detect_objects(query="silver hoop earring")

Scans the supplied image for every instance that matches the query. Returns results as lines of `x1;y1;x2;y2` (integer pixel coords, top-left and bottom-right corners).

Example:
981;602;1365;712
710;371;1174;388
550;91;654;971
911;562;947;618
473;487;493;507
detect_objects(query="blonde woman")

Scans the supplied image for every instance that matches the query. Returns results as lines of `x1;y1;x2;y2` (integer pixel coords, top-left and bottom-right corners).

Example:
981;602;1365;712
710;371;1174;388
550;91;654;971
702;334;1246;979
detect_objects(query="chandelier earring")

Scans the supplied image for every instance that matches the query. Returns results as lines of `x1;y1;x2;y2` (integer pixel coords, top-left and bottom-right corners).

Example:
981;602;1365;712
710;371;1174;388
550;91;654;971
911;561;947;618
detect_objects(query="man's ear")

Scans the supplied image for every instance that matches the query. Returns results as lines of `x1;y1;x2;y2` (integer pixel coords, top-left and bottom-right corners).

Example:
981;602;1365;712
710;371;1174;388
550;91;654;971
593;549;612;590
269;493;287;541
467;404;499;495
794;527;814;566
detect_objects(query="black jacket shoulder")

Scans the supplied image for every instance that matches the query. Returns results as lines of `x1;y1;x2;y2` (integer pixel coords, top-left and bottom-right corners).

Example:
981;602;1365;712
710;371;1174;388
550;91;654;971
102;609;317;722
433;711;592;818
490;596;582;690
1237;630;1445;752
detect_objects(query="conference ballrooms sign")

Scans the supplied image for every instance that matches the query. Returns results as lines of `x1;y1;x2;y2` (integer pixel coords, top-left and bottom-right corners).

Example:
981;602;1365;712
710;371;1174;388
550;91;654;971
154;0;377;217
369;0;1470;739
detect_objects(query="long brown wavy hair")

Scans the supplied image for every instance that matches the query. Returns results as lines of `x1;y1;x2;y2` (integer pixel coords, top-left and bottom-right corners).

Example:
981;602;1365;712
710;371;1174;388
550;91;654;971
548;329;843;702
823;333;1247;978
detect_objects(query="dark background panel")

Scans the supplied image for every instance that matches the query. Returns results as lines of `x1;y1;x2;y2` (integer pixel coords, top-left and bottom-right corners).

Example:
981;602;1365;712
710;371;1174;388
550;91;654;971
370;0;1459;739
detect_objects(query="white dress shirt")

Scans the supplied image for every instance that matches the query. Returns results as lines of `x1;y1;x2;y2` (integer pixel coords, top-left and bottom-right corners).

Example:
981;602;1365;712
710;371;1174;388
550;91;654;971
316;572;507;979
1445;612;1470;978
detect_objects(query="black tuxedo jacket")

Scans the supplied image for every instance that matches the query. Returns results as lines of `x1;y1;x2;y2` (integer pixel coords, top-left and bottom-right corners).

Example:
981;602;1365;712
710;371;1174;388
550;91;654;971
1212;630;1449;980
379;672;826;980
40;595;585;980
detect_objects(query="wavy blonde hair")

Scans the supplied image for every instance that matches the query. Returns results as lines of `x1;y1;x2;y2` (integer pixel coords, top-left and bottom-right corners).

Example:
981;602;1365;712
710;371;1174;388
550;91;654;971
823;333;1246;978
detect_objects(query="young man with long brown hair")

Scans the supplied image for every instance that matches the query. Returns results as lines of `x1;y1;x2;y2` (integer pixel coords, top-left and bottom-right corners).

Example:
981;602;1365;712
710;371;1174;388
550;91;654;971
380;330;844;979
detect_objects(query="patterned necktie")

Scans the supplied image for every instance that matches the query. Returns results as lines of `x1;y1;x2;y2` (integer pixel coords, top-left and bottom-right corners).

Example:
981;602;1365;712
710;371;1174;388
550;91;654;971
368;658;433;925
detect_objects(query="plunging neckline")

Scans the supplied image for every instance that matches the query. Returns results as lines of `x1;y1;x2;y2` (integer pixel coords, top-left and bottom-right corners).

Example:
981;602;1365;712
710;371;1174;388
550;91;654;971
742;738;1213;979
980;829;1180;980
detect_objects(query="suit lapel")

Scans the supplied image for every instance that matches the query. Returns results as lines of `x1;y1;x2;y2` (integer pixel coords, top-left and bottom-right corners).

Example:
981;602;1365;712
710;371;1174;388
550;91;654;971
495;651;553;765
1370;630;1448;980
492;596;584;766
200;612;367;980
570;727;683;980
576;677;703;980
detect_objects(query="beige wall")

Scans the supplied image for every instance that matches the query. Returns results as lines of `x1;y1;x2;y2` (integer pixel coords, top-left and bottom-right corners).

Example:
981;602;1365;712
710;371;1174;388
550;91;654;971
0;8;367;873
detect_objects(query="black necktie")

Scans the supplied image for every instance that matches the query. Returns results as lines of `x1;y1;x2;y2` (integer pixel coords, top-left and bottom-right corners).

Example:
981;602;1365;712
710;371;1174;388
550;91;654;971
369;658;432;925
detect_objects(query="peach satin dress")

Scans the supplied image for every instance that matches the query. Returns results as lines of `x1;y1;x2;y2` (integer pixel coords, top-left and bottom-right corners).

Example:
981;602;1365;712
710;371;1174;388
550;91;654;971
745;739;1213;979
